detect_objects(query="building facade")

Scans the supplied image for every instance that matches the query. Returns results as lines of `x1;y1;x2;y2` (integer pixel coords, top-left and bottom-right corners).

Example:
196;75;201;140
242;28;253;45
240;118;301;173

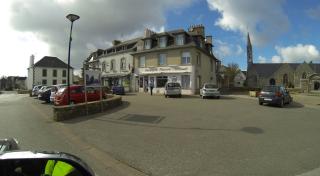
27;55;73;89
88;39;140;92
132;25;219;95
246;34;320;91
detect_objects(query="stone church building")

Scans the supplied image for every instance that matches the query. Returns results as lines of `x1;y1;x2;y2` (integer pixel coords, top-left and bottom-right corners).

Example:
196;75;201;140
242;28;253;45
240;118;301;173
246;34;320;92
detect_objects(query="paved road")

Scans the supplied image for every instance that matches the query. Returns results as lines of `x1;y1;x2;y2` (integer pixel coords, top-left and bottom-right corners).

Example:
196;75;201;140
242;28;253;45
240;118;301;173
1;92;320;176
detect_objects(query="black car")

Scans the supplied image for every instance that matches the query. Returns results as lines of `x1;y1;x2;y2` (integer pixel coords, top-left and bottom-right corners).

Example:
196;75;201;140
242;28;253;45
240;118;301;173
258;85;293;107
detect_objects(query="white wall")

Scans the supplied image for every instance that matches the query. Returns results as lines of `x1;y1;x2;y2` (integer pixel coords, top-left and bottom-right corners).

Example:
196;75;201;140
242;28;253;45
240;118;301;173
27;67;73;89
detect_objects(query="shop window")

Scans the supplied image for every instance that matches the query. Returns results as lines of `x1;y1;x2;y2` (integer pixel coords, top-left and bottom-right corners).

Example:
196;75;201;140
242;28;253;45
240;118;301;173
181;52;191;64
181;75;190;89
156;76;168;88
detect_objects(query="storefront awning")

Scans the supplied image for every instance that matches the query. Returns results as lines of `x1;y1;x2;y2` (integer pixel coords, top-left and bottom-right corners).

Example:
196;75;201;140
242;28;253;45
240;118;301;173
101;73;131;78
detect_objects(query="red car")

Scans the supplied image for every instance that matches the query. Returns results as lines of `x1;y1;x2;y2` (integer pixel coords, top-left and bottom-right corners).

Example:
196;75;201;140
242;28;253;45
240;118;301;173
54;85;102;106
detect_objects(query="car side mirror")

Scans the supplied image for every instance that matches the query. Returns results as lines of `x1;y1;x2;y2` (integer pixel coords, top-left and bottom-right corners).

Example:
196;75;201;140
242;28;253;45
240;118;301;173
0;151;95;176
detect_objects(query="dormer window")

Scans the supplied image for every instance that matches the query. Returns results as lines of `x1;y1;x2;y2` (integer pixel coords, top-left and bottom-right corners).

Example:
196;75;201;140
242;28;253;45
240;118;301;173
159;36;167;48
176;34;185;45
144;39;151;49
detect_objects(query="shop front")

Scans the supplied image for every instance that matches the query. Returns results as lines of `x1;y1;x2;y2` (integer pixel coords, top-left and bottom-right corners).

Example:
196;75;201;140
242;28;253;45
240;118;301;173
102;73;132;92
136;66;196;95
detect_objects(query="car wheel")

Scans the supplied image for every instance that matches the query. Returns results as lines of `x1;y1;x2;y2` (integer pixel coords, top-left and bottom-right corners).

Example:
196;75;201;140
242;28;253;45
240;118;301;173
217;96;220;99
259;101;263;105
179;94;182;98
165;95;167;98
202;95;205;99
279;99;284;108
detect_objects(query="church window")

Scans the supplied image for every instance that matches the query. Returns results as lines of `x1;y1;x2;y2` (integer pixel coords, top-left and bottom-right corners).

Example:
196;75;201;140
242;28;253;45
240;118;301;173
301;72;307;79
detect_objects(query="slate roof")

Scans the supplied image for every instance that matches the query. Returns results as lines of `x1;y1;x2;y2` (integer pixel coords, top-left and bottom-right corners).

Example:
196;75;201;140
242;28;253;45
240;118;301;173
250;63;320;77
34;56;72;69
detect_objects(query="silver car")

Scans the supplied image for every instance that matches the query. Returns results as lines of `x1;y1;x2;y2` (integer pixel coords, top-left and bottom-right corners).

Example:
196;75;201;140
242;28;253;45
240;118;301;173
164;82;182;98
200;83;220;99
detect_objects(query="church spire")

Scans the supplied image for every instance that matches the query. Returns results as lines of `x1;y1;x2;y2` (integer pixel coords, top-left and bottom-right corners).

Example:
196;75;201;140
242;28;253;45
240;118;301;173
247;32;253;67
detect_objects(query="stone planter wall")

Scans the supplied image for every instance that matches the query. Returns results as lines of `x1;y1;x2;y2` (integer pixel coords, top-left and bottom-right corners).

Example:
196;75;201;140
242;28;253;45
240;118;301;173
53;95;122;121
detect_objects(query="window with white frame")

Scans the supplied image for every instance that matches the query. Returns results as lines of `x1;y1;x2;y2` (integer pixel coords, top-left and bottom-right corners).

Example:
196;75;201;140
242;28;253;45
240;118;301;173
110;60;115;71
158;53;166;66
176;34;185;45
159;36;167;48
120;58;126;70
144;39;151;49
139;56;145;67
181;75;190;89
181;51;191;64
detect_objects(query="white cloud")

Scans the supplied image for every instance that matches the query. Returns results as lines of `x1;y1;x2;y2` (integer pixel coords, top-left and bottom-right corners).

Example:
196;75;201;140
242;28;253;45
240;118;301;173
275;44;320;63
206;0;289;45
1;0;194;76
258;56;267;63
214;40;243;59
271;55;282;63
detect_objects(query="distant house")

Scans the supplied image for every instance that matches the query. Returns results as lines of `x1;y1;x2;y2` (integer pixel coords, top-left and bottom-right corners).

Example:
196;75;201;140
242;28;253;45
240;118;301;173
0;76;27;90
234;71;247;88
27;55;73;90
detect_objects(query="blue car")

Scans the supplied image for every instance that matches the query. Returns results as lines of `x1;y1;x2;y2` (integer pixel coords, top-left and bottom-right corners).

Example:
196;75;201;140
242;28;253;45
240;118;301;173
112;86;125;95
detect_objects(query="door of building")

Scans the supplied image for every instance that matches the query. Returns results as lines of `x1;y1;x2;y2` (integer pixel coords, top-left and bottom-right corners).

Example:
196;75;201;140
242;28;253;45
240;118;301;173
143;76;148;92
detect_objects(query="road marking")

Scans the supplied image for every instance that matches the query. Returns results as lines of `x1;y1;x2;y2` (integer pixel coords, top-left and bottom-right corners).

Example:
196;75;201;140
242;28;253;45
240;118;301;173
28;101;149;176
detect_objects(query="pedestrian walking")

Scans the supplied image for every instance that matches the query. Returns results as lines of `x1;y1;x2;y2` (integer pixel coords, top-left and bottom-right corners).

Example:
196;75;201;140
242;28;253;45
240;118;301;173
149;81;154;96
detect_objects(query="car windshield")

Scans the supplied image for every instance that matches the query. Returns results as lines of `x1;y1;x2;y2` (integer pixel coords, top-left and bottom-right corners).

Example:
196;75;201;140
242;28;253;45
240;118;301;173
205;84;218;88
1;2;319;176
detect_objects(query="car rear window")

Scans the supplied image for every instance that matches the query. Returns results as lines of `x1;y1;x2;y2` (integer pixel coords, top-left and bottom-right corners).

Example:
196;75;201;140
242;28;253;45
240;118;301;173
167;83;180;87
205;84;218;88
262;86;279;92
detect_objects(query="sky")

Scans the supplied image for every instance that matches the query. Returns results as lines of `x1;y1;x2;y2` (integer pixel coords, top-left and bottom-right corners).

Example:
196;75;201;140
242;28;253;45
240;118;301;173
1;0;320;77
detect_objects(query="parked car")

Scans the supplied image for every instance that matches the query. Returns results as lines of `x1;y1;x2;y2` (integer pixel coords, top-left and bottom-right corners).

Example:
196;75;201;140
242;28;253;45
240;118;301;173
37;86;47;99
38;86;55;103
54;85;102;106
112;85;125;95
31;85;42;96
200;83;220;99
258;85;293;107
50;84;67;103
164;82;182;98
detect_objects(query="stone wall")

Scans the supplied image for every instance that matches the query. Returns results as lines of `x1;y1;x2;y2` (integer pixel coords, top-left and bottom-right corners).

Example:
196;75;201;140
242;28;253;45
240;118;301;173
53;96;122;121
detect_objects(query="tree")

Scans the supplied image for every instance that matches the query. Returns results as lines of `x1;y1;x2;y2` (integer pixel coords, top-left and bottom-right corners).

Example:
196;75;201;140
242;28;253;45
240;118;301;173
224;62;241;87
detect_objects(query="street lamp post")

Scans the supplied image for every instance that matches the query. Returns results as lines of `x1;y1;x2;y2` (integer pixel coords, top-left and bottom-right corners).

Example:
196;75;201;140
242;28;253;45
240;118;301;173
66;14;80;105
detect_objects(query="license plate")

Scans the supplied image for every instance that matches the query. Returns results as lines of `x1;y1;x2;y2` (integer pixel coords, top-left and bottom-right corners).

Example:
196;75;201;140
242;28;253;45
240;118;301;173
264;98;272;101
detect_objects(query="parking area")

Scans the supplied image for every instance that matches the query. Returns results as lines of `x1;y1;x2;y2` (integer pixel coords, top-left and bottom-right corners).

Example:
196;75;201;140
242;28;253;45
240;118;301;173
10;92;320;176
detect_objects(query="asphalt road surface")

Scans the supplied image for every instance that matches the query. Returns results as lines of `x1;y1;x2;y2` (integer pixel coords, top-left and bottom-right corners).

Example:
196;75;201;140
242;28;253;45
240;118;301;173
1;92;320;176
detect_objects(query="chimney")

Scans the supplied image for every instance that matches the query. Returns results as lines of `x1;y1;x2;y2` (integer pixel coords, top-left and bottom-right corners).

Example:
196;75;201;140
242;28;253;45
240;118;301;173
29;54;35;67
188;24;205;37
144;28;155;38
206;36;212;45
